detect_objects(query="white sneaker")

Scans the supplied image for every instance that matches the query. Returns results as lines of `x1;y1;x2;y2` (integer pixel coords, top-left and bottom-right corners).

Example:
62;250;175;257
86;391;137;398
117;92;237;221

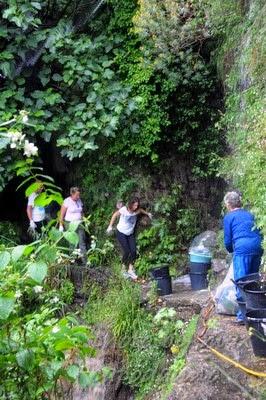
122;271;130;279
128;269;138;280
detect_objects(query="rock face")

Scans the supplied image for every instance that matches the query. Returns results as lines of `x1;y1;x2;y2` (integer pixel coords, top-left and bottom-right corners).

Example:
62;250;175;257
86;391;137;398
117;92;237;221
71;324;134;400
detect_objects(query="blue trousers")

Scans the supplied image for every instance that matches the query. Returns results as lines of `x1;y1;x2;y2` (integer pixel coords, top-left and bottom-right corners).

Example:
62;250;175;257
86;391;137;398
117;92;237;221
233;254;261;320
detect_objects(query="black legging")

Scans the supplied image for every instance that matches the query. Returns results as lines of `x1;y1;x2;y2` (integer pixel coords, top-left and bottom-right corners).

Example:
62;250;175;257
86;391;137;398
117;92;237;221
116;230;137;266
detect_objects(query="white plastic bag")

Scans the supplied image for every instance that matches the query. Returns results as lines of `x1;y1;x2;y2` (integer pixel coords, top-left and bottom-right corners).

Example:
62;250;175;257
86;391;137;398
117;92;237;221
215;263;238;315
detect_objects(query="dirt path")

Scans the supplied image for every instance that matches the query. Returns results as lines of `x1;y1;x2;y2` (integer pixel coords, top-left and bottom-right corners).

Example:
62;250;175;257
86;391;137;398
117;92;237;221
159;278;266;400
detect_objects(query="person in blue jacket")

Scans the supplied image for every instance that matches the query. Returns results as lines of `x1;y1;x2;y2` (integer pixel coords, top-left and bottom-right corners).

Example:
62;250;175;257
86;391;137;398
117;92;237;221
223;191;263;323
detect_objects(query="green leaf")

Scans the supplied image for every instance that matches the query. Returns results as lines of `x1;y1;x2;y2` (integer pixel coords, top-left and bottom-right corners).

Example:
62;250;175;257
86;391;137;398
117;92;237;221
52;73;62;82
63;231;79;246
27;261;48;283
67;364;80;380
34;192;49;207
16;349;35;370
0;251;11;269
25;181;43;197
79;371;98;388
54;339;74;351
12;245;26;262
0;294;15;320
68;221;80;232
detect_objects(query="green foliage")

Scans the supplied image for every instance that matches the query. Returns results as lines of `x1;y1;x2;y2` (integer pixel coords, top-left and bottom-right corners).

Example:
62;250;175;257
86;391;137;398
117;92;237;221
136;186;200;277
160;315;199;399
0;221;20;245
133;0;210;70
210;0;266;247
0;234;101;399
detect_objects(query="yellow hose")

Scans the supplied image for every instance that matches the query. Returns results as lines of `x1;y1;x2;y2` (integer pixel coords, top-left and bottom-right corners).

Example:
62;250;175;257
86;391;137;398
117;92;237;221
197;337;266;378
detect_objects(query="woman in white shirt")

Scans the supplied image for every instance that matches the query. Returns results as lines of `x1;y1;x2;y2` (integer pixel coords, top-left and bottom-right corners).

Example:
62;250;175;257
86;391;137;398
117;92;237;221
26;183;45;236
107;197;152;280
59;187;87;264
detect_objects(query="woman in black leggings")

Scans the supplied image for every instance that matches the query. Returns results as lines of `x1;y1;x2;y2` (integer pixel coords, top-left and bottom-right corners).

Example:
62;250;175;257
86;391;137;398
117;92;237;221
107;197;152;280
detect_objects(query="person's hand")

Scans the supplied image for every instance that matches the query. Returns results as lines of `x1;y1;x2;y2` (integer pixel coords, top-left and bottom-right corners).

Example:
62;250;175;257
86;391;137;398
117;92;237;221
106;226;113;235
59;224;64;232
147;212;153;220
29;220;37;230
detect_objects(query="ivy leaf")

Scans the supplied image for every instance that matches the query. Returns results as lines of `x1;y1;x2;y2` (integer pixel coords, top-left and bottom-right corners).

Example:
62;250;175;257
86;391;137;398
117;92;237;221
12;245;26;262
27;261;48;283
0;294;15;320
0;251;11;269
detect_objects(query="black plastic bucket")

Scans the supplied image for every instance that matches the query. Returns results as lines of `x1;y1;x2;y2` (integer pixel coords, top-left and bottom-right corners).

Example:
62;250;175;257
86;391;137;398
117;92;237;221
151;265;170;278
189;271;208;290
235;273;261;300
155;276;172;296
246;309;266;357
237;301;247;321
243;281;266;309
190;262;211;274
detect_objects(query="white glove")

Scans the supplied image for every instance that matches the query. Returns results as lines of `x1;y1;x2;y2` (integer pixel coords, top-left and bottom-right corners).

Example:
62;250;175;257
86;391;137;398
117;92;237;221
106;226;113;235
59;224;64;232
148;213;153;220
29;220;37;229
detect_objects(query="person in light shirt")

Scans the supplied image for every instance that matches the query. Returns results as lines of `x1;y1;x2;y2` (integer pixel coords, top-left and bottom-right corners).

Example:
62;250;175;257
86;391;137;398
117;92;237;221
26;182;45;236
59;187;87;264
107;196;152;280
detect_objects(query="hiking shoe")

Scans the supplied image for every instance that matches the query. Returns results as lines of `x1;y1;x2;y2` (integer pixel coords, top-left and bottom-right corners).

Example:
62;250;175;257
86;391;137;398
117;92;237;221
128;269;138;280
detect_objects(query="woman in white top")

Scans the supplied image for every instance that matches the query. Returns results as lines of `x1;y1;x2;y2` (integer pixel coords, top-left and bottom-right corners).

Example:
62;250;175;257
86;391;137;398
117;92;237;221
107;197;152;280
27;182;45;236
59;187;87;264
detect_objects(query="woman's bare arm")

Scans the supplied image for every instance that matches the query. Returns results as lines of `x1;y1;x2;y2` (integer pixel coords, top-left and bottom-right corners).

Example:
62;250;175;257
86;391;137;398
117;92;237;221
59;205;67;225
108;210;120;227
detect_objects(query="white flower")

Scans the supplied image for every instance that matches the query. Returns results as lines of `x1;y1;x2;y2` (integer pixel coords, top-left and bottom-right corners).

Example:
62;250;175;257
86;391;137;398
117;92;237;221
73;248;81;256
51;296;59;304
15;290;22;298
33;285;43;293
24;140;38;157
19;110;29;123
9;130;23;143
91;240;96;250
52;326;60;333
10;142;17;149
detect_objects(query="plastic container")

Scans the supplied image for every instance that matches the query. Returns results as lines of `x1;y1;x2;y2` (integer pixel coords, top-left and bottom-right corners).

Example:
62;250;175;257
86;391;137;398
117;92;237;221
189;271;208;290
190;262;211;274
235;273;261;300
246;309;266;357
151;265;170;279
155;276;172;296
243;281;266;310
189;250;212;264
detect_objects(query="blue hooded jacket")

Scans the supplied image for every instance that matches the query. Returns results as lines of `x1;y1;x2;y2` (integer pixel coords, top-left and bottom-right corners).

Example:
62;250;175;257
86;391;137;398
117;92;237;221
223;209;263;255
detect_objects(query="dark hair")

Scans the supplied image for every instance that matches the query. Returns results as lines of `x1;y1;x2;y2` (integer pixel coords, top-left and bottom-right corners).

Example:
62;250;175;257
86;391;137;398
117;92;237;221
128;196;140;211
